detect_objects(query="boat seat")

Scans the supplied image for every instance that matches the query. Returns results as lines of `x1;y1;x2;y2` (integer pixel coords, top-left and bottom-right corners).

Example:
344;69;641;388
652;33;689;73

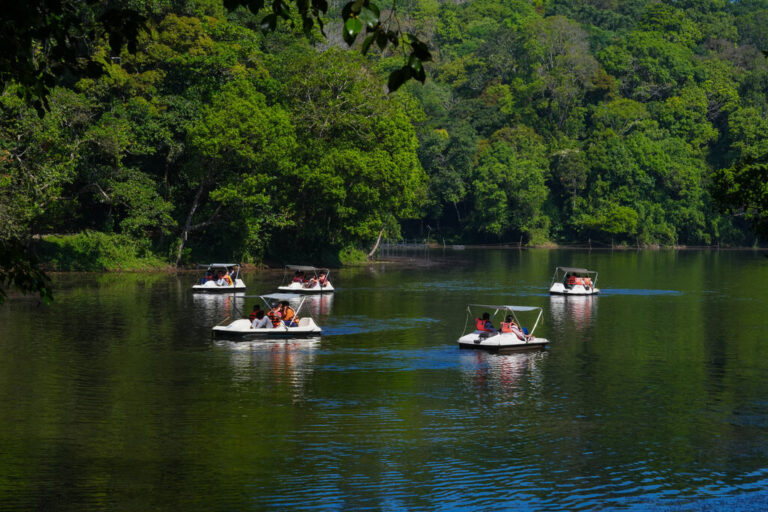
299;318;311;327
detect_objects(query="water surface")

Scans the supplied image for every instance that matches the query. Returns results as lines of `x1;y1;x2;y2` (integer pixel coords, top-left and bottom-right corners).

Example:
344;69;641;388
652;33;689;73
2;249;768;510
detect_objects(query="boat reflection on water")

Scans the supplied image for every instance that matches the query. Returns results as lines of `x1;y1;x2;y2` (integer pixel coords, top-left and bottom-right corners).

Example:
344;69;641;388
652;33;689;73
214;338;321;396
301;293;334;318
548;294;597;332
192;292;246;323
460;350;547;394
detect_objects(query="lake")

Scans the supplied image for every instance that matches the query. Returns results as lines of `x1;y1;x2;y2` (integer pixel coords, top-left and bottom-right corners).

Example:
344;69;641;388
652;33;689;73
2;249;768;510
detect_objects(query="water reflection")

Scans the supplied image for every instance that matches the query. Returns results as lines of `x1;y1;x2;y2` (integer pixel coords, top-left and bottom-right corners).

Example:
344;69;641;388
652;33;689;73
214;338;320;397
549;295;598;332
460;350;547;395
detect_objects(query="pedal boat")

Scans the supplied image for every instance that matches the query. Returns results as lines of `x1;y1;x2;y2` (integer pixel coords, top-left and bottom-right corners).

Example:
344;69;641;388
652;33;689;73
212;293;322;340
548;266;599;296
458;304;548;352
192;263;246;293
278;265;335;293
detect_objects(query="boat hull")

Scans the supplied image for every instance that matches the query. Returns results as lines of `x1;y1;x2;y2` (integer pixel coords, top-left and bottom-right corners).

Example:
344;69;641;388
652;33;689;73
212;318;322;340
457;332;548;352
278;282;334;294
549;283;599;296
193;279;247;293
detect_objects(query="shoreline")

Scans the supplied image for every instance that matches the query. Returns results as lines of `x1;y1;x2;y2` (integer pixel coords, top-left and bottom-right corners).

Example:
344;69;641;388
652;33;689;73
39;245;768;275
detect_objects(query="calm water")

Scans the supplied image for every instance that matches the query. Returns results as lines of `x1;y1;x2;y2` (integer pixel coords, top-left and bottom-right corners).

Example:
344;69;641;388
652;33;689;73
2;249;768;510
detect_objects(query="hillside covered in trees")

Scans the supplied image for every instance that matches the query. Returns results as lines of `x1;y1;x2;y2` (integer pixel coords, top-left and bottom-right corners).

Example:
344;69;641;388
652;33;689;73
2;0;768;272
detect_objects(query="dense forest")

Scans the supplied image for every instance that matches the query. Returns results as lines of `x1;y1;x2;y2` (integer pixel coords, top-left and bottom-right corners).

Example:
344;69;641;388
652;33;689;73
2;0;768;276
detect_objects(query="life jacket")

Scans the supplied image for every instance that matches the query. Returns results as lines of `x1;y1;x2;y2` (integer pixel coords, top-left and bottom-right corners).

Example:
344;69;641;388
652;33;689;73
475;318;492;332
567;276;576;285
575;277;585;286
500;322;514;333
267;311;282;327
249;310;261;321
282;307;296;322
292;276;303;282
319;275;328;285
584;277;592;286
223;274;233;286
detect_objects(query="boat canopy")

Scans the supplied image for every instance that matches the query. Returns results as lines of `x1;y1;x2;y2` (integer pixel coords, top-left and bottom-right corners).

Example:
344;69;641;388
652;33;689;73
463;303;544;336
555;266;594;274
467;304;542;312
198;263;239;268
260;293;305;301
286;265;329;272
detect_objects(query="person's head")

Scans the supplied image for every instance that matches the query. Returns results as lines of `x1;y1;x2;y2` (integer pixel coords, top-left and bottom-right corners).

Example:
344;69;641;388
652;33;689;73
505;315;512;323
281;301;289;308
482;312;490;320
255;311;264;319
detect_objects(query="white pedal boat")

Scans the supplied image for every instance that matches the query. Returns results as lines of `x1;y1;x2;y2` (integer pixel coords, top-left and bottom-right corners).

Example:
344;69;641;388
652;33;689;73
458;304;548;352
212;293;322;340
278;265;334;293
192;263;246;293
548;266;599;296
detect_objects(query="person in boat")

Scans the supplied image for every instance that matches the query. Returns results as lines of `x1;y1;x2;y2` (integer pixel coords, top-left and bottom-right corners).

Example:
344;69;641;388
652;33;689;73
500;315;525;340
318;272;328;286
304;276;319;288
249;304;264;322
475;312;497;333
292;271;305;283
266;303;283;328
279;301;299;327
251;310;271;329
565;273;576;289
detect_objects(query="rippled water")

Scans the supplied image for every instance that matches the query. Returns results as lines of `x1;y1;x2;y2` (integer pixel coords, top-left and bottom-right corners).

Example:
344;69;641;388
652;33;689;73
2;249;768;510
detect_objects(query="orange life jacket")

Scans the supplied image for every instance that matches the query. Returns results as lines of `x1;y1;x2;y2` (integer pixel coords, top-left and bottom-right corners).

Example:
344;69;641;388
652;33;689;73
475;318;492;332
282;307;295;322
584;277;592;286
500;322;514;333
575;277;585;286
267;311;281;327
567;276;576;285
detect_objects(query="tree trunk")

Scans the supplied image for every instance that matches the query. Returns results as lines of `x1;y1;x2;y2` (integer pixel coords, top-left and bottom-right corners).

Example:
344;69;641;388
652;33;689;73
175;182;205;267
367;226;386;259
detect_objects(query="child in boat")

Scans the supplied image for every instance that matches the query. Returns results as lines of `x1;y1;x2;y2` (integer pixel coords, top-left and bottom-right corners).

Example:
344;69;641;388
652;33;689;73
280;301;298;327
251;310;271;329
475;312;497;333
249;304;264;322
318;272;328;286
500;315;525;340
266;304;282;327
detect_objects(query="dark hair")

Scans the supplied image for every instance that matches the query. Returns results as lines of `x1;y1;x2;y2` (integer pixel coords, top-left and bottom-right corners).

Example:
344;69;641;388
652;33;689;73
482;312;490;320
255;311;265;319
505;315;512;322
281;301;289;306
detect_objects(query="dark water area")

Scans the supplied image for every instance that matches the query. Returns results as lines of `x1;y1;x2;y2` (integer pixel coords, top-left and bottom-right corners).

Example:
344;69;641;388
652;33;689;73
2;249;768;510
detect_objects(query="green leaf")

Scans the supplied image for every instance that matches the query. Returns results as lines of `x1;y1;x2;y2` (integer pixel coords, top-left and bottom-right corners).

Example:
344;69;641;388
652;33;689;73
388;66;411;92
343;17;363;45
362;33;375;55
359;6;379;28
376;31;388;50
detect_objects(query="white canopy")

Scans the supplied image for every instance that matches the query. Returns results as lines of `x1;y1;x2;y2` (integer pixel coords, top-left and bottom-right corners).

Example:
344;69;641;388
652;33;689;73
198;263;239;268
286;265;329;272
468;304;542;312
556;266;593;273
261;293;304;300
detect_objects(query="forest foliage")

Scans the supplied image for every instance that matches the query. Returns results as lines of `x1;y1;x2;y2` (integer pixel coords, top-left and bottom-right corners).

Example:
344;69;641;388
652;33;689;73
2;0;768;277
